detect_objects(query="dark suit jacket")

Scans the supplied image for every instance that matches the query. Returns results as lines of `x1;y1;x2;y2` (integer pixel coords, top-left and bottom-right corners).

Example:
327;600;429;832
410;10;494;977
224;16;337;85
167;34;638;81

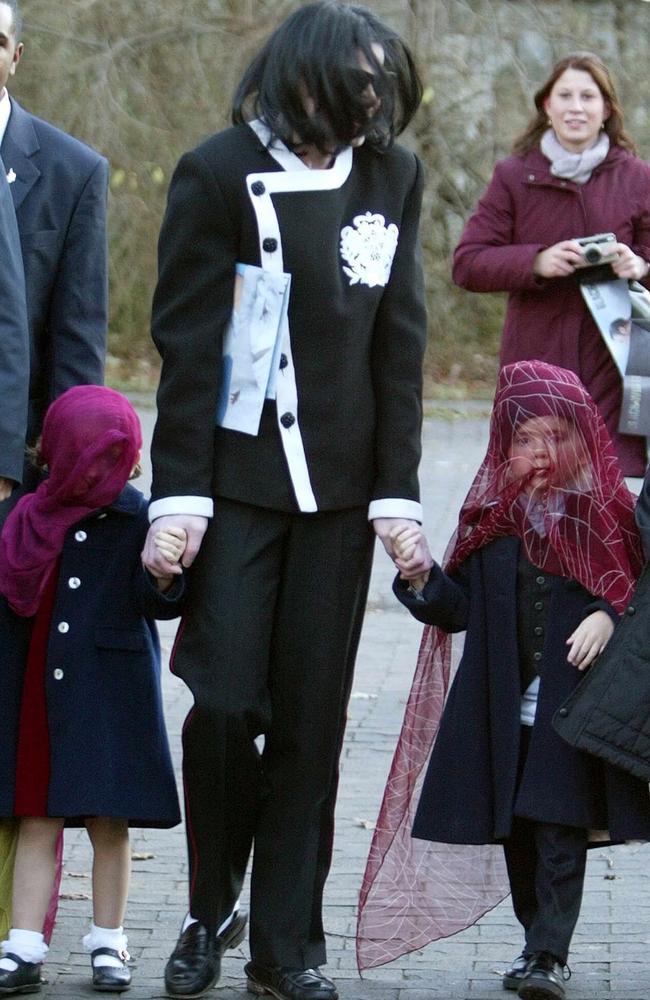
0;153;29;482
1;98;109;440
151;123;426;513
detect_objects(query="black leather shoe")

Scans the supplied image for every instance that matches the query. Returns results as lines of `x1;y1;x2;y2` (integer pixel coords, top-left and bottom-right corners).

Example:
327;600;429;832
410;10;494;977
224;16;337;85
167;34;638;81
91;948;132;992
164;911;247;998
245;963;338;1000
0;954;42;994
502;953;529;991
518;952;569;1000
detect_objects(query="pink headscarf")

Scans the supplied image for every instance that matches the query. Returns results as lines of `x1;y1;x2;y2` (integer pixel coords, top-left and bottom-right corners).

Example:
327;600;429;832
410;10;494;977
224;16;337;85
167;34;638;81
356;361;643;971
0;386;142;617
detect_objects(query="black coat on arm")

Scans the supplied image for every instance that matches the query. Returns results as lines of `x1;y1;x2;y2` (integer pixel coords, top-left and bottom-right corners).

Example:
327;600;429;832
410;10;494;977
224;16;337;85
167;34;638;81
553;559;650;781
394;536;650;844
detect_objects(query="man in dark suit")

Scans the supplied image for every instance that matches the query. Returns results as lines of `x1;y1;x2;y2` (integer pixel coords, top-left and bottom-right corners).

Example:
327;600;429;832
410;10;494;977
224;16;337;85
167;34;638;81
0;151;28;499
0;0;108;447
143;5;432;1000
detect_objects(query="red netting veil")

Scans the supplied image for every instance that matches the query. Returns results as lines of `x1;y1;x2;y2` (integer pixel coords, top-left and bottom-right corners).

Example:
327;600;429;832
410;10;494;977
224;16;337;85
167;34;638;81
356;360;643;971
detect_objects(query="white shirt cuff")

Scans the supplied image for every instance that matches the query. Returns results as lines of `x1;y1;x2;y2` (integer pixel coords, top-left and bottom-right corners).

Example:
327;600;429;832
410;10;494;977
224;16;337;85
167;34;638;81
148;496;214;523
367;498;423;523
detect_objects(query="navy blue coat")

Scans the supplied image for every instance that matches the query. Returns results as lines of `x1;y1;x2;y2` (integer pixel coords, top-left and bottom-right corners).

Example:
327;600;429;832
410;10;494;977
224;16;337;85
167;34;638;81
0;153;29;482
1;98;108;441
0;485;181;828
395;536;650;844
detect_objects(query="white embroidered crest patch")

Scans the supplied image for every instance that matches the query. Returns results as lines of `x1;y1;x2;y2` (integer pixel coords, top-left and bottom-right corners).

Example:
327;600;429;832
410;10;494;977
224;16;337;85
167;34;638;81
340;212;399;288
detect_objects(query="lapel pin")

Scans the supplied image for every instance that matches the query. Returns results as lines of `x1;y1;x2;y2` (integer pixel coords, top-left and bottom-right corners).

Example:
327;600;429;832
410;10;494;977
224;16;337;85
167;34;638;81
6;168;16;184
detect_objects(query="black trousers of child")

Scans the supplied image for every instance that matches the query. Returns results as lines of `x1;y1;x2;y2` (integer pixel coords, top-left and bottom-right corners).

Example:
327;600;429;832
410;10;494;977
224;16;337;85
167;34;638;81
503;725;588;964
504;816;588;964
171;498;375;969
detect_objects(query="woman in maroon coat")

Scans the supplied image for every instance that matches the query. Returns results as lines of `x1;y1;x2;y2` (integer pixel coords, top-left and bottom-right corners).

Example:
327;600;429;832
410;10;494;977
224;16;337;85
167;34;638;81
453;52;650;476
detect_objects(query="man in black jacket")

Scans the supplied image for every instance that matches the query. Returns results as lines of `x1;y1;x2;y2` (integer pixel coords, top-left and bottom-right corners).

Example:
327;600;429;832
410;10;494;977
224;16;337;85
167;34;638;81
143;5;431;999
0;0;108;447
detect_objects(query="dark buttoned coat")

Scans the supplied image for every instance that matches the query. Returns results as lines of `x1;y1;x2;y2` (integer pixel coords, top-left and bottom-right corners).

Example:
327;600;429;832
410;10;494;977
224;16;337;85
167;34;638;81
0;485;181;827
2;98;108;441
395;536;650;845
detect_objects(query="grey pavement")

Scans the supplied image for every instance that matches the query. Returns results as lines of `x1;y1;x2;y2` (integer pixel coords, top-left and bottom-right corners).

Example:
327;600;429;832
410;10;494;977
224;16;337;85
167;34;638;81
38;400;650;999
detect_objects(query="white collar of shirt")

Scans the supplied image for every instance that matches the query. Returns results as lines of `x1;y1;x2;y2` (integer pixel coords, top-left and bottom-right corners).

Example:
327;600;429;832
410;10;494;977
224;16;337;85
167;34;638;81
248;118;351;174
0;89;11;147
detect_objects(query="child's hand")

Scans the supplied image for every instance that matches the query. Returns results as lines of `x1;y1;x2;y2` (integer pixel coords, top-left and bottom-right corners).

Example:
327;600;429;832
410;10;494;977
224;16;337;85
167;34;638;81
408;572;431;593
388;524;433;586
154;527;187;565
566;610;614;670
390;524;422;562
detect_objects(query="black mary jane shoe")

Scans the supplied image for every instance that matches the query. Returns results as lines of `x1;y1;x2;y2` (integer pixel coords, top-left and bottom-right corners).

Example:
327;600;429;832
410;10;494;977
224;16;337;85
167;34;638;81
517;951;570;1000
244;963;338;1000
91;948;132;992
0;954;42;995
164;911;248;999
502;953;529;991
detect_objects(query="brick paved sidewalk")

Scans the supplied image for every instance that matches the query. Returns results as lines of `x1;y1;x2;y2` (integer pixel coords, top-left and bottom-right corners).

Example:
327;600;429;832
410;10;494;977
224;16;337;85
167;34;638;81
37;403;650;999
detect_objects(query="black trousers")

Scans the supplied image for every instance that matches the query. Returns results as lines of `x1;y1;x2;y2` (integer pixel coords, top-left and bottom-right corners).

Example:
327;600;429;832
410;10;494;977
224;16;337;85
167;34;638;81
503;728;588;964
173;498;374;967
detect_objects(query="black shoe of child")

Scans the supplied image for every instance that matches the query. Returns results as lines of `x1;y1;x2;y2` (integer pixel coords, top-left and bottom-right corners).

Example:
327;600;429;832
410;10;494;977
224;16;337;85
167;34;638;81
91;948;132;992
517;951;569;1000
502;953;529;990
0;954;42;994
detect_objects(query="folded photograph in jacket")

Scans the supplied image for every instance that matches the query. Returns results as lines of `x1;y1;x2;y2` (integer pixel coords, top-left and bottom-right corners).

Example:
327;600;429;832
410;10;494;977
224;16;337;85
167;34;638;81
215;263;291;436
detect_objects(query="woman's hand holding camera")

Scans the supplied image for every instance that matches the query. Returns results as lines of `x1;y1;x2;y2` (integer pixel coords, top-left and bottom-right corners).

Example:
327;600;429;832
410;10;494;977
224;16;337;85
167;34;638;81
609;242;650;281
533;241;584;278
534;239;648;281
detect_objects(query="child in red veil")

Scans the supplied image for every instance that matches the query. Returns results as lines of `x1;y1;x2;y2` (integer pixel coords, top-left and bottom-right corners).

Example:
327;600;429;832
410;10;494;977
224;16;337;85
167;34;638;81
357;361;650;1000
0;386;186;995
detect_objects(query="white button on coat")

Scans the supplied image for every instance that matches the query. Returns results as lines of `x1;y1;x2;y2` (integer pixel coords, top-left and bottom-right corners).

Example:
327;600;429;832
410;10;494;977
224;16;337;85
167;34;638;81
57;622;69;634
74;530;87;542
68;577;81;589
53;669;64;680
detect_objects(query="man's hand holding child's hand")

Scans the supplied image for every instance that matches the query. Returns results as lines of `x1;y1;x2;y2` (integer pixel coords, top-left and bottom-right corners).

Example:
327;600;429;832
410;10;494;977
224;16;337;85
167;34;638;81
389;523;432;592
151;526;187;592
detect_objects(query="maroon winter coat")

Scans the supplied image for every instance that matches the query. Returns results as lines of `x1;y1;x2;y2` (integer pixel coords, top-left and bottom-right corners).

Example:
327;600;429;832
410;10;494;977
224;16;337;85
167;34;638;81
453;145;650;476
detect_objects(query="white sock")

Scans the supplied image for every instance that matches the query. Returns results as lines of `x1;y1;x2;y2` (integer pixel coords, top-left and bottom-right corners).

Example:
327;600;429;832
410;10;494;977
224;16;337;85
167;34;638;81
82;924;129;969
0;928;47;970
182;899;240;936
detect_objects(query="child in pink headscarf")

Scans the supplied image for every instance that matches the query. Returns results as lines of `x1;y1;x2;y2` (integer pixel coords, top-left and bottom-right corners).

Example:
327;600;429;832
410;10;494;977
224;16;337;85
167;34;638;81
0;386;185;995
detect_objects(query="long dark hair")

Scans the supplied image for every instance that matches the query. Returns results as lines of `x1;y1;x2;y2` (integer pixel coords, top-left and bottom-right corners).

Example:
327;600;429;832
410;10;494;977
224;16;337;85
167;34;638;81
512;52;636;156
232;1;422;154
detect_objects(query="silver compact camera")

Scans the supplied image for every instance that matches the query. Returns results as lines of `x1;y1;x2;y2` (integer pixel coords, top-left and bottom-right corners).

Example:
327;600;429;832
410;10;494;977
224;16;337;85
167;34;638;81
573;232;618;269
